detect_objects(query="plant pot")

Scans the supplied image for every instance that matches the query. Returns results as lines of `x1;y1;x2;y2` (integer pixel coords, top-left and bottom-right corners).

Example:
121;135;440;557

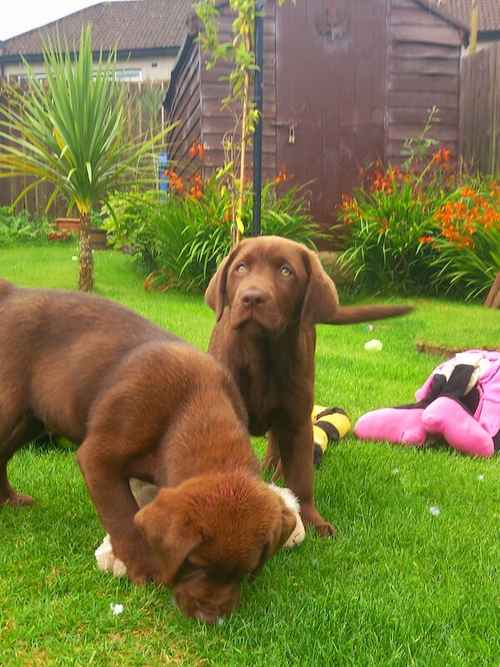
55;217;80;234
89;228;108;250
54;218;108;249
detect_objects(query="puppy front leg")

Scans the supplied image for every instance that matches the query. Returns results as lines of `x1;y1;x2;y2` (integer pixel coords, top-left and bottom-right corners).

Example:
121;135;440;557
76;441;161;584
272;421;336;538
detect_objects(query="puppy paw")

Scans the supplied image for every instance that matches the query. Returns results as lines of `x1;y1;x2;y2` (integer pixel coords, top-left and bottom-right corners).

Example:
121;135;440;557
95;535;127;578
301;504;337;538
314;521;337;538
0;490;34;507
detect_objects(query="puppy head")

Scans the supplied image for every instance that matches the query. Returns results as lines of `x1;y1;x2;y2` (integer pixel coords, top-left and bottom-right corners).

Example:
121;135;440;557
205;236;412;329
205;237;337;332
134;472;296;624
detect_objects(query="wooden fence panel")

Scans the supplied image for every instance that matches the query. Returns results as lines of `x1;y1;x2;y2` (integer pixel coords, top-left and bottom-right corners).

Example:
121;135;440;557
0;80;167;217
460;43;500;175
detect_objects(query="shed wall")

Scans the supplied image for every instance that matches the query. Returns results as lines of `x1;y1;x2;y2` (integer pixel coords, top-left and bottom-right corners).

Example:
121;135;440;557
165;35;203;177
386;0;463;162
199;1;277;181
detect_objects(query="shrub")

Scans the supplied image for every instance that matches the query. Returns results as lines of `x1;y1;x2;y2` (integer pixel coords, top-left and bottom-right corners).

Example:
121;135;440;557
0;206;52;247
428;182;500;301
104;172;321;292
337;150;453;295
338;150;500;300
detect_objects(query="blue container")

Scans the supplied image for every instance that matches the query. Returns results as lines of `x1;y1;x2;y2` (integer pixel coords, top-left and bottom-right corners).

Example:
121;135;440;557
158;152;169;192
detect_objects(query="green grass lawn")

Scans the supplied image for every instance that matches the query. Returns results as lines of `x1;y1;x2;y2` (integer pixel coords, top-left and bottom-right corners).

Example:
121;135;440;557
1;245;499;666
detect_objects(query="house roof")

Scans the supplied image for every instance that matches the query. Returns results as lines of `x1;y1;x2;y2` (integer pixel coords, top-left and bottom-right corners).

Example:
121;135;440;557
427;1;500;33
0;0;193;60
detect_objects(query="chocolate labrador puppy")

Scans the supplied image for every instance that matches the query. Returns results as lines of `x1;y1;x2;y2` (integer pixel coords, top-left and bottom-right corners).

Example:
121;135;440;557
206;236;412;536
0;279;296;623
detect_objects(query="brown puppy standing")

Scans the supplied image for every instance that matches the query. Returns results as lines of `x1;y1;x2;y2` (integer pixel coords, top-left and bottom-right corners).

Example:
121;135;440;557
0;279;296;623
206;236;412;536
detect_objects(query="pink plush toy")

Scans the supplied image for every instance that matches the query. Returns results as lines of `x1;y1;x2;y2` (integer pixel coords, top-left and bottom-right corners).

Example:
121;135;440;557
354;350;500;458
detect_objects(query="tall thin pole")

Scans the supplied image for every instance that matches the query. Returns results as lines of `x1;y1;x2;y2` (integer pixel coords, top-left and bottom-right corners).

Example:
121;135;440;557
469;0;478;54
252;0;264;236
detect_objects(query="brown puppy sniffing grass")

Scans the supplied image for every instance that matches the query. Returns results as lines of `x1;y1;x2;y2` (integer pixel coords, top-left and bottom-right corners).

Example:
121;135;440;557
0;279;296;624
206;236;413;537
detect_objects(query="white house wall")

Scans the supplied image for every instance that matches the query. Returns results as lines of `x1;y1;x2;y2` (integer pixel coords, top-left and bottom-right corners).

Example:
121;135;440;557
2;54;176;82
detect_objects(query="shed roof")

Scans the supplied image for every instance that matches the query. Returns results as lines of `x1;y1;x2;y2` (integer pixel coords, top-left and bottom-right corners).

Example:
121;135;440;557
427;1;500;33
0;0;193;59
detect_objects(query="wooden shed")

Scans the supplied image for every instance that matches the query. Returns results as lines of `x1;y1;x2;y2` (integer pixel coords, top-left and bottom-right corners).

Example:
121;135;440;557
164;0;466;240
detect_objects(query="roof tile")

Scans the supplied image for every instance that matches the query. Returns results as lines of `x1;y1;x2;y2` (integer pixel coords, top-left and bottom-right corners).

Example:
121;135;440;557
429;1;500;32
1;0;193;56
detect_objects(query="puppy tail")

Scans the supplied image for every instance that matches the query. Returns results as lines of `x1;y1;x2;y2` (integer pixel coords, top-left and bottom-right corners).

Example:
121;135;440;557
0;279;13;300
330;304;413;325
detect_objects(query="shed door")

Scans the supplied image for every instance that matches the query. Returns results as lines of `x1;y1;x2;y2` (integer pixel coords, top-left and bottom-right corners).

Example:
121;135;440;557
275;0;387;243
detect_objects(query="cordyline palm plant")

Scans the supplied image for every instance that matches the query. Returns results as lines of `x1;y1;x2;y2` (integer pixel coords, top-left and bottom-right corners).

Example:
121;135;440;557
0;26;172;291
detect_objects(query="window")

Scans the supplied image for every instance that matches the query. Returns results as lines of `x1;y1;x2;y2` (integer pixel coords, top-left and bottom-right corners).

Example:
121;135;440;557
12;72;47;83
114;69;142;82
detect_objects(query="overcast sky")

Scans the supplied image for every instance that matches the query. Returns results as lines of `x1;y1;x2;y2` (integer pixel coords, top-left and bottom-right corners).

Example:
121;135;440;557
0;1;120;41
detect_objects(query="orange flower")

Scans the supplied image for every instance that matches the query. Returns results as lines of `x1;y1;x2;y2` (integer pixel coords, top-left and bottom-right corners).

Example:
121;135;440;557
275;168;288;185
189;186;203;200
419;235;434;245
188;141;206;160
432;147;452;165
166;169;185;194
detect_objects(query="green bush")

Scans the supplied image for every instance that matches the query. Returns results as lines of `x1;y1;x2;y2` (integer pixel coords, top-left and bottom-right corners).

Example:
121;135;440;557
103;174;321;292
428;182;500;301
0;206;52;247
338;147;500;300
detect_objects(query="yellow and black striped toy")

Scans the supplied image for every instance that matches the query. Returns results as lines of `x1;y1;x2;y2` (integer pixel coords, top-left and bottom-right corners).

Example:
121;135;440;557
312;405;351;466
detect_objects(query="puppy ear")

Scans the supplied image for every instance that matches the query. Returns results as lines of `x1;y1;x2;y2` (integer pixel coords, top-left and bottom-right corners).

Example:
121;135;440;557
205;245;242;321
134;488;202;585
251;501;297;580
300;248;340;324
300;248;413;325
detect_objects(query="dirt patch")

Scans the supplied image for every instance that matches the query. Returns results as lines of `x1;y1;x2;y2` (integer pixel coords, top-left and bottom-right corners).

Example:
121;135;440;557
416;341;500;358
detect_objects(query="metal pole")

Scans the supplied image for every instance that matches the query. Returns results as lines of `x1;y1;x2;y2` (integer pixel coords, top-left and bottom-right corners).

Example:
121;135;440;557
252;0;264;236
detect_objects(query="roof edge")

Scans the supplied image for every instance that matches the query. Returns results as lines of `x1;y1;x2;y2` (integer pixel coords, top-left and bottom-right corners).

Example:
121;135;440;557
411;0;470;35
0;46;180;66
163;32;196;112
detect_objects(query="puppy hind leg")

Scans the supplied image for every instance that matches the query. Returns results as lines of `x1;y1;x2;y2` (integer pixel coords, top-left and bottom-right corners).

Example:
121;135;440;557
0;414;43;506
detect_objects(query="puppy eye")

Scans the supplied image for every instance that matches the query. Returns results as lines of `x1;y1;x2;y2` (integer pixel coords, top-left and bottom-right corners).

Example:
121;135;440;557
235;263;248;274
280;264;293;277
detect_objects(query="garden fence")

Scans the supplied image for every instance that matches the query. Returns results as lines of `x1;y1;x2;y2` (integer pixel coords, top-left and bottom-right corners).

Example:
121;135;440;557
460;42;500;176
0;80;167;217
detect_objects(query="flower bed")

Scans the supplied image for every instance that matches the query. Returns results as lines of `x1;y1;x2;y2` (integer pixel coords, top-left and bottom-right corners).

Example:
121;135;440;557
338;148;500;301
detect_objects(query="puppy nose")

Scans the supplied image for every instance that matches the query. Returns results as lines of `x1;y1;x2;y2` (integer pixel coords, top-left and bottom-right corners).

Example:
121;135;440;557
241;288;268;307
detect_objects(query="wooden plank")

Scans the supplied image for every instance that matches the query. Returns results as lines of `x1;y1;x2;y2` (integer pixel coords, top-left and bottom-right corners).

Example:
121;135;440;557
388;106;459;126
389;73;459;93
391;0;422;8
387;138;456;160
391;8;451;27
390;58;459;76
492;45;500;173
485;274;500;308
390;42;459;59
390;25;462;46
388;124;458;141
389;90;458;109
